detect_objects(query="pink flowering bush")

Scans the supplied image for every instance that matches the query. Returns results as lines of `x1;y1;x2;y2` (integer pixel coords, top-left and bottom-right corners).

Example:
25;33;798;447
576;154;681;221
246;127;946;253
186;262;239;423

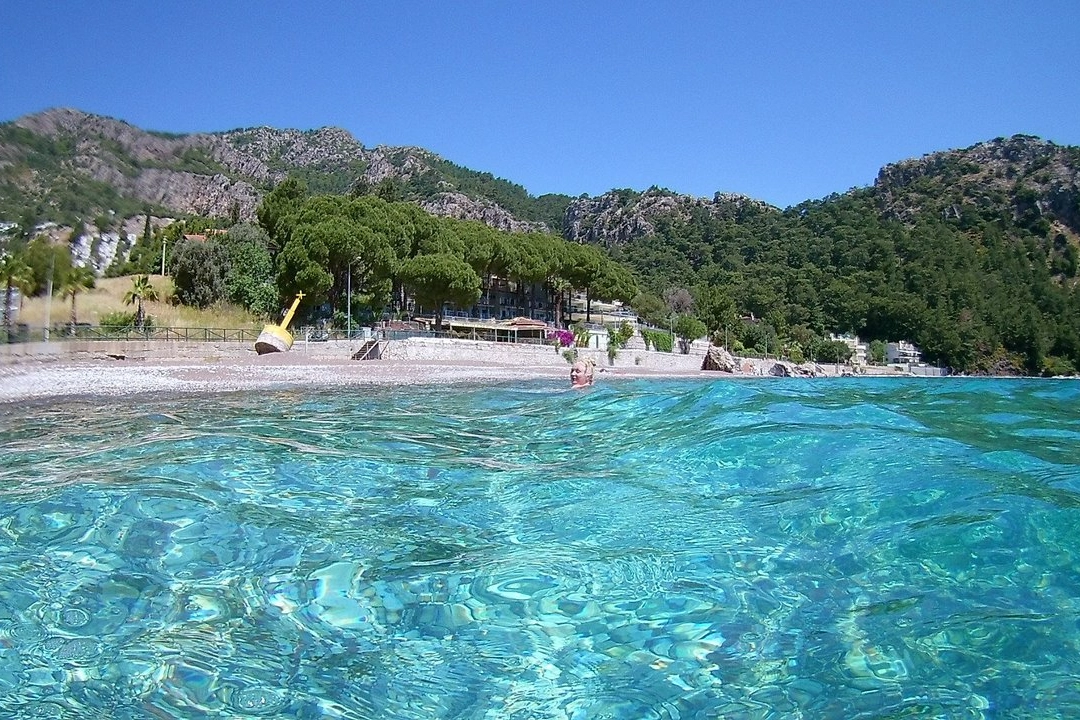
548;329;575;348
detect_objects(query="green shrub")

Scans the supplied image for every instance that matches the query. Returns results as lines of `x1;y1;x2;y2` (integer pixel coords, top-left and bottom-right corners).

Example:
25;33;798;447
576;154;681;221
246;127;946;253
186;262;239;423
642;328;673;353
572;322;590;348
100;311;154;330
1042;355;1077;377
100;310;137;329
673;314;707;354
606;320;634;349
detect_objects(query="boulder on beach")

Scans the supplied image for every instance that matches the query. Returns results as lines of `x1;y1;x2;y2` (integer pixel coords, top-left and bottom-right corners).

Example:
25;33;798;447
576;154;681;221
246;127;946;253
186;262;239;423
768;362;793;377
702;346;738;372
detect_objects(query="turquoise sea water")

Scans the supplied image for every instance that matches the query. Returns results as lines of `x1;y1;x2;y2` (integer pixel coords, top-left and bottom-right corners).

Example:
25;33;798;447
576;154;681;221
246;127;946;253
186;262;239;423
1;377;1080;719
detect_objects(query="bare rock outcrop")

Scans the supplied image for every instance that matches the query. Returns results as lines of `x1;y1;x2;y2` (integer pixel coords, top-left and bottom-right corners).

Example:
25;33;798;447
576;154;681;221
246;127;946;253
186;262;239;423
876;134;1080;236
361;146;434;185
420;192;546;233
767;362;793;377
565;188;776;247
701;346;738;372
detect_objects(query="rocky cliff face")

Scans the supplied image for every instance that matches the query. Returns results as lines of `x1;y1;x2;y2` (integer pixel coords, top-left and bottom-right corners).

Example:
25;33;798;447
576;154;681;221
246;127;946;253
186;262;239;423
563;188;775;246
419;192;544;233
875;135;1080;237
11;108;265;220
5;110;1078;266
1;108;541;234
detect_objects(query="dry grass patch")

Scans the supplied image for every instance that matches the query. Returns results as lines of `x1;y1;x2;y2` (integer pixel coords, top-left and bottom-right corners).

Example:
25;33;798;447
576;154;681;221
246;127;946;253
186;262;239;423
15;274;262;330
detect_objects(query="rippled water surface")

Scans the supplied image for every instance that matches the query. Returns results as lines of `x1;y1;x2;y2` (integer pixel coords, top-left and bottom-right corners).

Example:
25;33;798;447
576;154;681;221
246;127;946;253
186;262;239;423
2;377;1080;718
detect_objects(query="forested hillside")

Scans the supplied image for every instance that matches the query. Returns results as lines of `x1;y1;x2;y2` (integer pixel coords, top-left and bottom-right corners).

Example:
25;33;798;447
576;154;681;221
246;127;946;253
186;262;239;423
602;136;1080;375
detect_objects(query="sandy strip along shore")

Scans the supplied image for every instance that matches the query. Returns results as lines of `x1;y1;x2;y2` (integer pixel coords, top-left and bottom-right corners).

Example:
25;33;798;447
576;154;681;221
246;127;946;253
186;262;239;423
0;352;714;404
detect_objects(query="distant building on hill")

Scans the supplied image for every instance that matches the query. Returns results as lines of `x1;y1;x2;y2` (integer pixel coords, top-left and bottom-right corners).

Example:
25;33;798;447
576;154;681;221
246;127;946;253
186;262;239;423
182;229;225;243
886;341;922;365
831;333;869;366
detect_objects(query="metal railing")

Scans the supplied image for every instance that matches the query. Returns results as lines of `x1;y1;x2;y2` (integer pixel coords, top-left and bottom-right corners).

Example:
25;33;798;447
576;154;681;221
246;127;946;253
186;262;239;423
1;325;262;344
368;327;548;345
2;324;552;347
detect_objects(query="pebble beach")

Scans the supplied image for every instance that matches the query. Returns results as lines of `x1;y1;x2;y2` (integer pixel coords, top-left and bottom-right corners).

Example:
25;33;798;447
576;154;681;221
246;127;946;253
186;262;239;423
0;346;718;405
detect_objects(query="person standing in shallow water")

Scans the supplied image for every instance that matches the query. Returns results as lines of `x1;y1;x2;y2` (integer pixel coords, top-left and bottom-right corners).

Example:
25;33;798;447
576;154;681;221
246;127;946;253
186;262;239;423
570;359;594;388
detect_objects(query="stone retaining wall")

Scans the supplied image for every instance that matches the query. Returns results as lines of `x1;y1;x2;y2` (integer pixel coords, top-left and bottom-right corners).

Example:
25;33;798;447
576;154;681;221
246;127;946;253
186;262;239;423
0;336;706;372
0;339;346;364
380;337;704;372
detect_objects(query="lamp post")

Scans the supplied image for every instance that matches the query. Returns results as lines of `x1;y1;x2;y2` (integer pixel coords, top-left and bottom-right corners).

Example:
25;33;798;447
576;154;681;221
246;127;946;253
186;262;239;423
160;238;168;277
43;254;54;342
346;255;364;339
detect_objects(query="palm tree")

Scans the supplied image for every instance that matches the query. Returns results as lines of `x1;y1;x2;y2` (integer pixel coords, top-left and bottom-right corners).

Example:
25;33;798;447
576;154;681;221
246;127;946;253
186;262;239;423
123;275;158;330
0;252;33;337
14;265;35;315
61;266;96;335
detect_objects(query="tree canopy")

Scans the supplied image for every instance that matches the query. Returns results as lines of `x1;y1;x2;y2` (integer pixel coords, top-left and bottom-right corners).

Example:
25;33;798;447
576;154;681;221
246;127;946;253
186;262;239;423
398;253;482;330
610;187;1080;375
251;181;642;329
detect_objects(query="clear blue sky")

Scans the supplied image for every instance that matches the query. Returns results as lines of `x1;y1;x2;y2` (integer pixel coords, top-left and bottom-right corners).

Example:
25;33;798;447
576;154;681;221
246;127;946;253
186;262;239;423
1;1;1077;208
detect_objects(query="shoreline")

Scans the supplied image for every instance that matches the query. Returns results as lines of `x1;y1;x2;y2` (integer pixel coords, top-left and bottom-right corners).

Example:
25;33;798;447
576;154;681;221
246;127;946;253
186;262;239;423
0;353;714;404
0;337;935;404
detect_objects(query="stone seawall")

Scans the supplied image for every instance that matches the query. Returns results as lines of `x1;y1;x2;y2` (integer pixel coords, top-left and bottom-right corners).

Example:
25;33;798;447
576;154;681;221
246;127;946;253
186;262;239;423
0;336;707;372
0;339;264;364
379;337;705;372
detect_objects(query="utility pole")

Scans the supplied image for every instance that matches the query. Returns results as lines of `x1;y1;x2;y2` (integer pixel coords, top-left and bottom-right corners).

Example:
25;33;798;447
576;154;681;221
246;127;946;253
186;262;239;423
43;254;54;342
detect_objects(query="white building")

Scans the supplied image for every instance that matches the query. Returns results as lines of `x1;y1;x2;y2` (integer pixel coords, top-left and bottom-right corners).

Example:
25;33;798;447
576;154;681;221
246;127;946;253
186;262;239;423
568;292;638;326
886;341;922;365
831;333;869;366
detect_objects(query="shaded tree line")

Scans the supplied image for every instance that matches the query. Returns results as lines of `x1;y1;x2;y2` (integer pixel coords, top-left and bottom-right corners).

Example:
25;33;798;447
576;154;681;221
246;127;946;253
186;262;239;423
614;188;1080;375
167;178;638;331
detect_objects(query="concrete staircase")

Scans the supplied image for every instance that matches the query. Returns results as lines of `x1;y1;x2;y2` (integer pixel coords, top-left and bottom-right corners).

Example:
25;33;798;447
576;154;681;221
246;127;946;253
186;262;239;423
351;339;382;361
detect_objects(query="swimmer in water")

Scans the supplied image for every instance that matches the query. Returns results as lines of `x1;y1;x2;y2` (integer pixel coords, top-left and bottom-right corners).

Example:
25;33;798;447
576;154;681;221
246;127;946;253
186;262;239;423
570;359;594;388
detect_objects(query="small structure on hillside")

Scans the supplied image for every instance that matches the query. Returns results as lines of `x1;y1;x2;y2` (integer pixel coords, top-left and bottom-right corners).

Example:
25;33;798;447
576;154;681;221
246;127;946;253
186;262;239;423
255;292;305;354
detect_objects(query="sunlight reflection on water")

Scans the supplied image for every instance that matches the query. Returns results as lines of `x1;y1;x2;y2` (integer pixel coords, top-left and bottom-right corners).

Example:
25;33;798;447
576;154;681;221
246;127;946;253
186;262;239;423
1;378;1079;718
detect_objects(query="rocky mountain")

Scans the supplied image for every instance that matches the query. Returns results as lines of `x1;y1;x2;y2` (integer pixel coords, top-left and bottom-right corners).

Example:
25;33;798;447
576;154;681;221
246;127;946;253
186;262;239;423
0;107;554;240
563;188;775;247
2;108;1078;267
874;134;1080;240
566;135;1080;252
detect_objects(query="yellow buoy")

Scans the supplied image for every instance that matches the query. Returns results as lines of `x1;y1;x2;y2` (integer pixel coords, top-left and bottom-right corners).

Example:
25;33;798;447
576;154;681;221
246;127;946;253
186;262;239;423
255;292;305;354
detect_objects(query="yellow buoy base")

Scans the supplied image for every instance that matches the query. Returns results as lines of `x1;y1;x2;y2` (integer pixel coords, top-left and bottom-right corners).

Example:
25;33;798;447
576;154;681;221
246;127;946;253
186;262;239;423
255;324;294;354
